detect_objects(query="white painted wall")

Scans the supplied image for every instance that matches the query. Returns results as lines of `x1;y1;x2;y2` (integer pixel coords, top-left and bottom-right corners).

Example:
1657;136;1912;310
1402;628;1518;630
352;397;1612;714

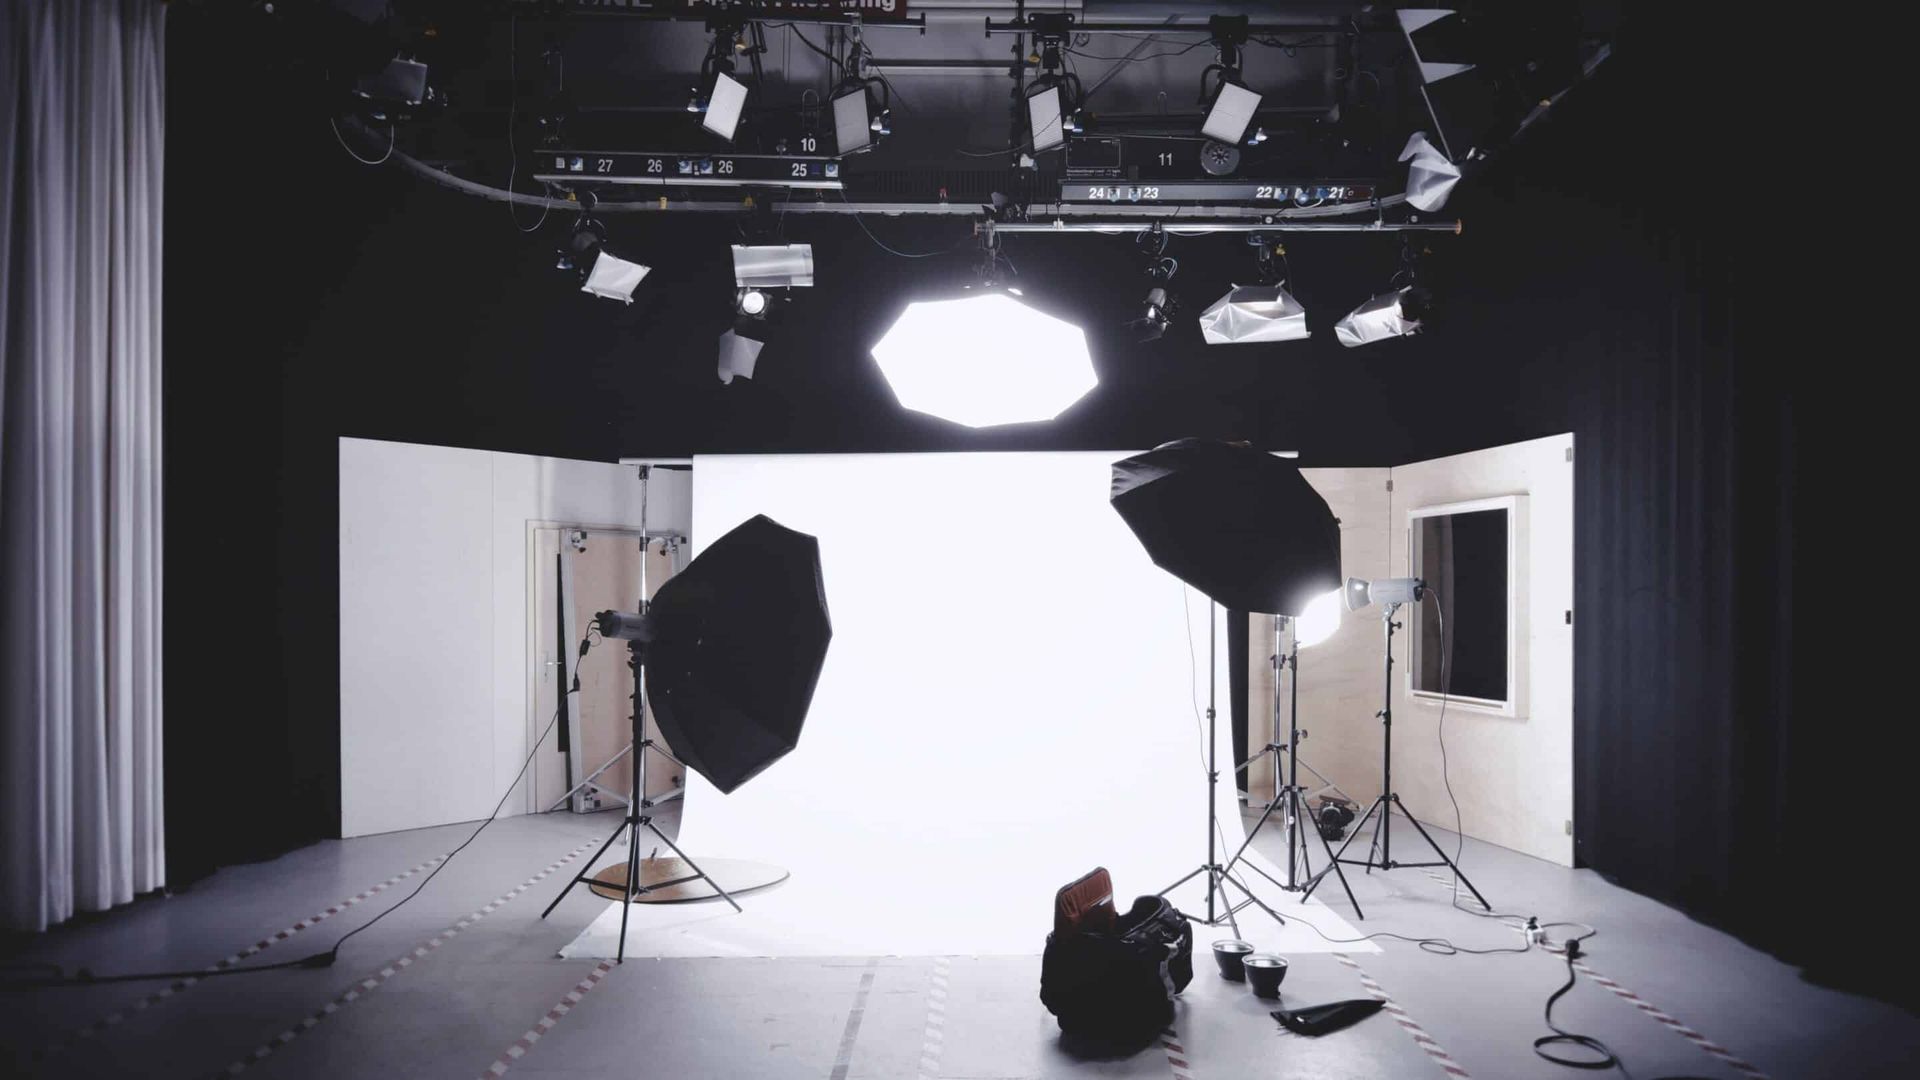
338;438;690;837
1288;436;1574;865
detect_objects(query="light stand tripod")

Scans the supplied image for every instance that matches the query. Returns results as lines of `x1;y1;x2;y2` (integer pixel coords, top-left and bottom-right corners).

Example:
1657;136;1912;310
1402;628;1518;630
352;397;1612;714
1302;603;1490;911
1225;616;1361;915
541;635;742;962
1158;603;1290;936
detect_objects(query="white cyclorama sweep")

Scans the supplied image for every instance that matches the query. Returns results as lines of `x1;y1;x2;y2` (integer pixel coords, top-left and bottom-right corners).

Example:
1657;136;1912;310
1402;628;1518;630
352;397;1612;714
562;452;1371;958
869;293;1097;428
701;71;748;141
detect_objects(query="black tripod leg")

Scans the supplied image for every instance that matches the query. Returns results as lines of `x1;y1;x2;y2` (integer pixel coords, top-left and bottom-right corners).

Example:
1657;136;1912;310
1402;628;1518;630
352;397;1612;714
1158;865;1207;899
1224;774;1287;874
647;821;744;913
616;820;641;963
542;817;631;919
1219;869;1286;930
1306;795;1385;901
1393;796;1492;911
1306;797;1364;919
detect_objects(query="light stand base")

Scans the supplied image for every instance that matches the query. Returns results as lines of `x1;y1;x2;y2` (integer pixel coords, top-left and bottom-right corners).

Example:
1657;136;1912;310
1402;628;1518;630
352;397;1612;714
1226;762;1364;918
541;806;744;962
1158;862;1289;937
1307;792;1491;912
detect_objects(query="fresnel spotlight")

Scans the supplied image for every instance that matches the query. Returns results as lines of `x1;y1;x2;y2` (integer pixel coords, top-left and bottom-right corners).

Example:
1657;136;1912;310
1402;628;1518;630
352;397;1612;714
1127;224;1179;344
717;242;813;385
868;235;1096;428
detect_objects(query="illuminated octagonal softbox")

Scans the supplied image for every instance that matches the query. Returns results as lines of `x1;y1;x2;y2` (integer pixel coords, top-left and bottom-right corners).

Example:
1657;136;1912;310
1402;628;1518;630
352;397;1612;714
870;292;1097;428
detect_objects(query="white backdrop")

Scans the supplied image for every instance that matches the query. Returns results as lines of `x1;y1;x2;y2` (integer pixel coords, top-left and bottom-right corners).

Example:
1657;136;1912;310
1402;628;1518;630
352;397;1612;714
563;452;1368;957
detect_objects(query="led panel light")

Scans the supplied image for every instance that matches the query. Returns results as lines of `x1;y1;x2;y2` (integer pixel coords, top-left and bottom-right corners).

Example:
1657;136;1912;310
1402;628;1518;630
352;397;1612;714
732;244;815;288
702;71;748;141
1202;81;1263;145
580;251;650;304
870;292;1096;428
1197;284;1309;345
1027;86;1066;152
833;85;871;154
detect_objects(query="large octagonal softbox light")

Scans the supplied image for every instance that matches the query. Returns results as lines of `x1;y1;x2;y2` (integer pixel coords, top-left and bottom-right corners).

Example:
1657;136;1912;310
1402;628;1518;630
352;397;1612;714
1109;439;1340;616
645;514;832;794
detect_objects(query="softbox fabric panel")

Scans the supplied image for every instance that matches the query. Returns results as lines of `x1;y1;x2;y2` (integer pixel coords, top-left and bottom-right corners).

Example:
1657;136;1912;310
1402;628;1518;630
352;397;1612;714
645;514;831;794
1110;440;1341;616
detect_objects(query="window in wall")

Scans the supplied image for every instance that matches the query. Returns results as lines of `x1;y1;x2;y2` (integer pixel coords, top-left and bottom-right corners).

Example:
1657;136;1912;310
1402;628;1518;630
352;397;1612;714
1410;503;1513;705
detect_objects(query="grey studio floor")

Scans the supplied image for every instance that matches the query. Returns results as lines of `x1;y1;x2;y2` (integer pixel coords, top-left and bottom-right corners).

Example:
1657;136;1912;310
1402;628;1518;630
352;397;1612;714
2;804;1914;1080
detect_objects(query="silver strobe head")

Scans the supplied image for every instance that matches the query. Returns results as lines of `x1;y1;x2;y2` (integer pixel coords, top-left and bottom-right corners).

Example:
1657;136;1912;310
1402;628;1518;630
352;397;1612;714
717;329;764;384
732;244;815;288
580;251;650;304
1202;80;1263;145
1198;283;1309;345
1027;85;1066;151
1344;576;1426;612
1335;287;1423;347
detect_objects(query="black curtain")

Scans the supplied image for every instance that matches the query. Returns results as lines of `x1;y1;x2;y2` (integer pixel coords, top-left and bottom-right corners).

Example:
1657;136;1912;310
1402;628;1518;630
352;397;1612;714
1560;9;1890;1005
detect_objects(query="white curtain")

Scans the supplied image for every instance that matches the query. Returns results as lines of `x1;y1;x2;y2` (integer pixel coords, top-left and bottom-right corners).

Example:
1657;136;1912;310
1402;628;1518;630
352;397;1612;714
0;0;165;931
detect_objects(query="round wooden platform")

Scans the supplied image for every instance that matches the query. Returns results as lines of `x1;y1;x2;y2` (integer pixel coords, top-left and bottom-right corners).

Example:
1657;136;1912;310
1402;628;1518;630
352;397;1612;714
585;856;789;904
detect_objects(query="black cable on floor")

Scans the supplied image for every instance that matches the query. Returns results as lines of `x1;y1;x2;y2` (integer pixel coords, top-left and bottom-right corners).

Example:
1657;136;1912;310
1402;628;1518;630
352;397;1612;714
1535;937;1629;1074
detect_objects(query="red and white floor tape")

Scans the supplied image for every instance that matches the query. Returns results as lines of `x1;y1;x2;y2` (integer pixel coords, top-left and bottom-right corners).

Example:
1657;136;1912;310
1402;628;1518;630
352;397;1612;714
479;960;616;1079
34;852;446;1062
217;839;596;1078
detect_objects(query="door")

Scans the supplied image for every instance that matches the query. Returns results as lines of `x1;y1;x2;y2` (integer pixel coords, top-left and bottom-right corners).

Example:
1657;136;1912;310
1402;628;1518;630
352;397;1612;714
530;528;686;814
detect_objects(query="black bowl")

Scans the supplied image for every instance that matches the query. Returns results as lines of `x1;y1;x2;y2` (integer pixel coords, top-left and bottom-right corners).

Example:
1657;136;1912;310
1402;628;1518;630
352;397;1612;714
1243;953;1289;998
1212;939;1255;981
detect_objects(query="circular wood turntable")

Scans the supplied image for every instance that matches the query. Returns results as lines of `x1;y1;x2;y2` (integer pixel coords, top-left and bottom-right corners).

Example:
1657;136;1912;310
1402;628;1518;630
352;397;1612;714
584;857;789;904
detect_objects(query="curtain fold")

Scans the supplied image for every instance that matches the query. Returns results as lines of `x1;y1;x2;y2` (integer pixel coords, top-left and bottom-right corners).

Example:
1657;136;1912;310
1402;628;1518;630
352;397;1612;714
0;0;165;932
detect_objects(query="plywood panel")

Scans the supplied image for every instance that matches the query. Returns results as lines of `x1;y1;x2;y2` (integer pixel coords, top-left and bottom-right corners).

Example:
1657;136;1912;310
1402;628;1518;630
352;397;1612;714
1385;435;1575;866
570;534;644;804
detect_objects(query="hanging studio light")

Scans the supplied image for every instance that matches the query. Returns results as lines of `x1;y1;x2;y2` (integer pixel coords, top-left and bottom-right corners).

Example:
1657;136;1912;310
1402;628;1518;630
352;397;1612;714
1400;131;1462;212
870;291;1096;428
1198;283;1309;345
1202;80;1263;145
558;215;649;304
702;70;749;141
1334;287;1426;347
717;329;763;384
